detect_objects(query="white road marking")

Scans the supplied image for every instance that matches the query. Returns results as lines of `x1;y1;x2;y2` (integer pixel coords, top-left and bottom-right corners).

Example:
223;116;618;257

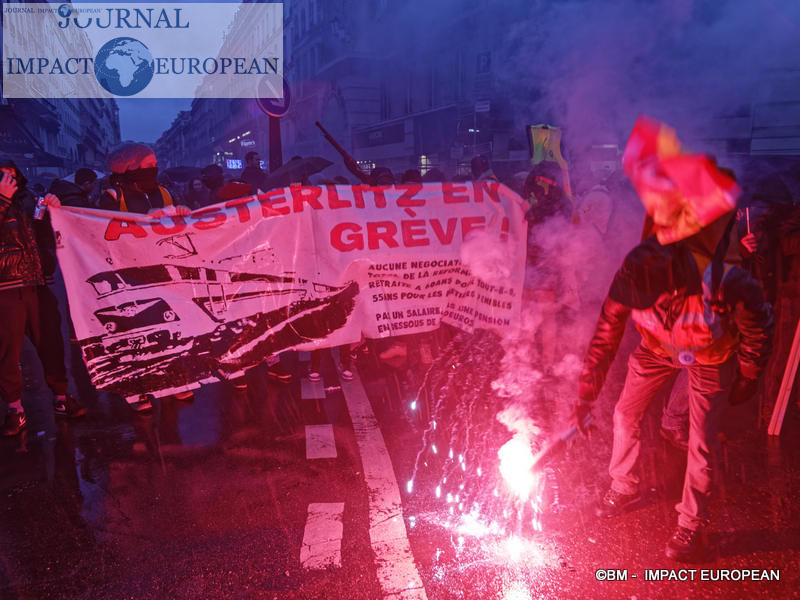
306;424;337;459
340;368;428;599
301;378;326;399
300;502;345;569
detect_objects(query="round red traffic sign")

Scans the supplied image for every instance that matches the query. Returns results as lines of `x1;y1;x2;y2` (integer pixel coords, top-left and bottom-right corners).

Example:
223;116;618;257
256;75;291;118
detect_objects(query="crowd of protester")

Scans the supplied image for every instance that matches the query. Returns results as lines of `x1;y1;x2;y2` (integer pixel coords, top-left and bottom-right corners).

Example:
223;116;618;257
3;143;799;426
2;135;799;563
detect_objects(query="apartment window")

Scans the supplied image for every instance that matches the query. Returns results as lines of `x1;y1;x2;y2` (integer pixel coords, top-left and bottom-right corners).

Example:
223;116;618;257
418;155;434;176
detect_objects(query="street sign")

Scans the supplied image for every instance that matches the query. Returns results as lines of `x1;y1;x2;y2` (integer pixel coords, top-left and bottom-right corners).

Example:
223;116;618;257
256;75;291;118
475;100;491;113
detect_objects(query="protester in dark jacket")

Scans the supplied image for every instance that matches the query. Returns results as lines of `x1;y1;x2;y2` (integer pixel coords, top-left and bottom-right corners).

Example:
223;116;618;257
240;151;266;194
200;164;225;206
739;175;794;305
523;162;572;225
184;177;210;210
0;156;85;436
49;168;97;209
98;142;180;215
753;190;800;425
0;158;42;290
575;209;773;562
523;165;579;371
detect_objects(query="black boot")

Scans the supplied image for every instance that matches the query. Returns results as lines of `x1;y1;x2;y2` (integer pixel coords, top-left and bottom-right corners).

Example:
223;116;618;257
665;526;708;563
594;488;641;518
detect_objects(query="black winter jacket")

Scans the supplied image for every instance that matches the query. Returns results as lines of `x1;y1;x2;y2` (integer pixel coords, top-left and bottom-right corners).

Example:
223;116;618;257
49;179;93;209
0;190;44;291
579;237;773;403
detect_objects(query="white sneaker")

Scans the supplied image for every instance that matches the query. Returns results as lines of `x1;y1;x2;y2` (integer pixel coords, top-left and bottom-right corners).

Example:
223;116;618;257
340;369;354;381
308;371;321;383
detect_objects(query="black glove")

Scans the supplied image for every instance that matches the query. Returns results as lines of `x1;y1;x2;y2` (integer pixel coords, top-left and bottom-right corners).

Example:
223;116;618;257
572;399;593;435
728;374;759;406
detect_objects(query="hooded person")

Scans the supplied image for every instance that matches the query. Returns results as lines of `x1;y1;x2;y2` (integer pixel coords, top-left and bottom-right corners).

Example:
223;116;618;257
521;160;583;370
739;173;794;304
738;174;800;424
0;156;40;436
49;168;98;209
573;158;774;562
523;161;572;225
0;156;86;436
98;142;178;214
0;156;41;292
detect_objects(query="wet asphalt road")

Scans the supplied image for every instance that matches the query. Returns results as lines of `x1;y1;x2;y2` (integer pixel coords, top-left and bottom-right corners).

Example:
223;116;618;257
1;304;799;599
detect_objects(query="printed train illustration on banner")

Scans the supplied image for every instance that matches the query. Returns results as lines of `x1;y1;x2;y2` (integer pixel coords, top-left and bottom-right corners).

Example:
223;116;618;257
79;262;359;398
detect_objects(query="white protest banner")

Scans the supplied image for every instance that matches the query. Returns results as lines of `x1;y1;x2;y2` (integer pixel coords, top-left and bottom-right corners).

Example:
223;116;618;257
50;182;527;399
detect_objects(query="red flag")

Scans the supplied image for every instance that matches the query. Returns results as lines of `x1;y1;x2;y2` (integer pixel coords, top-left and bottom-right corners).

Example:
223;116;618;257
623;116;739;244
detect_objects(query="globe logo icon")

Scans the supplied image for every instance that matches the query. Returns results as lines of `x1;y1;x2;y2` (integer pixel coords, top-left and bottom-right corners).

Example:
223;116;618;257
94;37;155;97
58;4;71;18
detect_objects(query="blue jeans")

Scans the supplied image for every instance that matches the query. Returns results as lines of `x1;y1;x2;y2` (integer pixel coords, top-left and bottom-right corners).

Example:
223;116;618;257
609;344;736;530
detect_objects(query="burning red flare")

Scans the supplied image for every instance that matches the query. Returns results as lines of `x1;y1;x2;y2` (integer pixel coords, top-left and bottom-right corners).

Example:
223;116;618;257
498;435;536;500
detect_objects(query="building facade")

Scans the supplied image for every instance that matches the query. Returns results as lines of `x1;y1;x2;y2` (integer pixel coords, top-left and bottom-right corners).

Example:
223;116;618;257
154;1;800;184
0;0;121;179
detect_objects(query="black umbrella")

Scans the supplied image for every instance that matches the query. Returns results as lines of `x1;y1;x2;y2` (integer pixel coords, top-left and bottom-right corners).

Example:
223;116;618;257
262;156;333;190
164;166;202;183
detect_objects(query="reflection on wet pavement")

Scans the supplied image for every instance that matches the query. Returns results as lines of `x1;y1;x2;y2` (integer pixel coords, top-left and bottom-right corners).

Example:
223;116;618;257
2;332;799;599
